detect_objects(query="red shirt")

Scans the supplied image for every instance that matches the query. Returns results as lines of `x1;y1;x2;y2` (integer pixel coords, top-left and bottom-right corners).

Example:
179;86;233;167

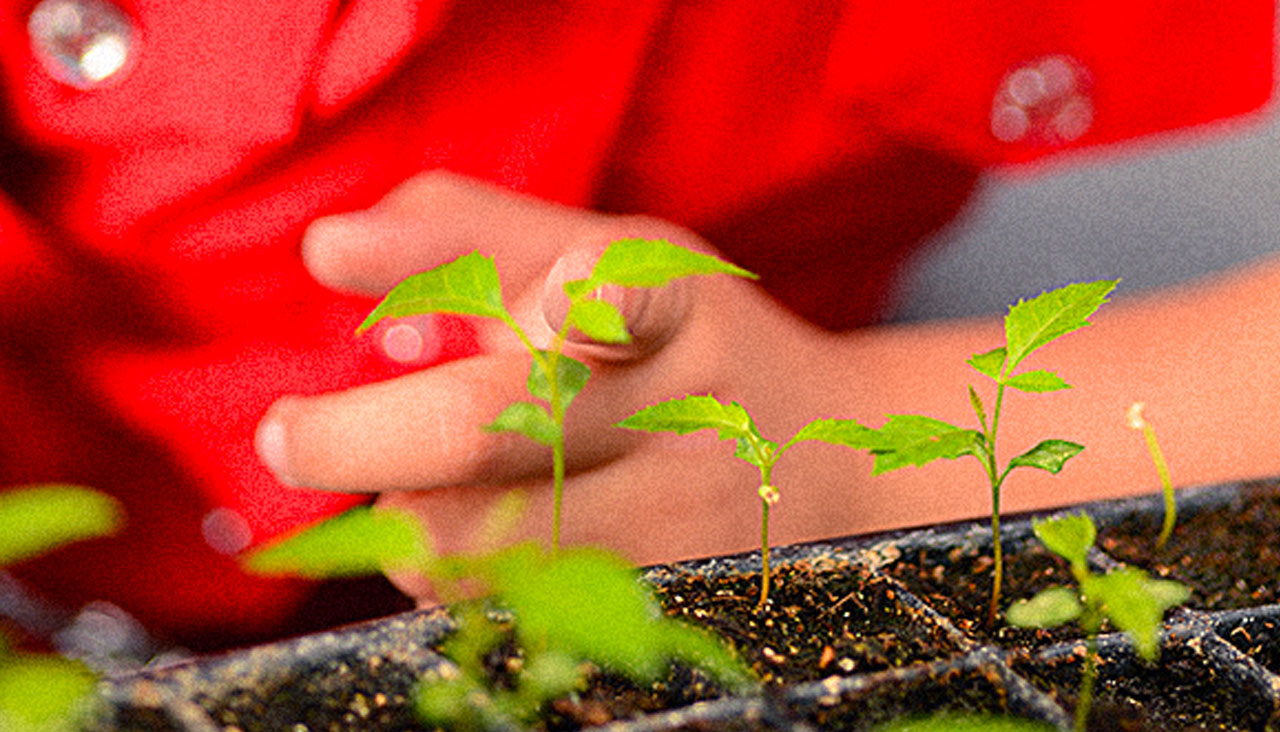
0;1;1271;647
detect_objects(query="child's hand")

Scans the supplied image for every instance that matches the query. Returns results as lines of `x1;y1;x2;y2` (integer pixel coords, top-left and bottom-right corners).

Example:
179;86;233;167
255;171;866;599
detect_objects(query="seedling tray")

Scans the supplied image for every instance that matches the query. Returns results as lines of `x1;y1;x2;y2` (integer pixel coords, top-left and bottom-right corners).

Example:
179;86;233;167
88;479;1280;731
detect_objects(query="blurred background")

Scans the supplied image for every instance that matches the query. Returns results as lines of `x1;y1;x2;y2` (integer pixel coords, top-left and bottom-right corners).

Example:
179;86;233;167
893;80;1279;322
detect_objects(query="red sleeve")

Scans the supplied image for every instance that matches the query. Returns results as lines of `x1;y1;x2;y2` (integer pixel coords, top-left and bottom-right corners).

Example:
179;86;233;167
825;1;1274;166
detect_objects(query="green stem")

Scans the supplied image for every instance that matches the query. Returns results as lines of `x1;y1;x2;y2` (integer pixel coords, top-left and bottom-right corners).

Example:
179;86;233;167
503;311;574;554
984;381;1008;626
988;481;1003;628
547;349;566;555
759;497;771;608
1074;634;1099;732
1142;425;1176;550
756;458;776;609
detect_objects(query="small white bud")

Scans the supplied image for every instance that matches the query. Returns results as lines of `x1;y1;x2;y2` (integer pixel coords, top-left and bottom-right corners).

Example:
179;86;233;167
758;484;780;506
1126;402;1148;431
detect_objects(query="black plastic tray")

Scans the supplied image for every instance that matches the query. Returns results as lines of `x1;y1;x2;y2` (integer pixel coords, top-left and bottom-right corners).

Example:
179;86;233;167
87;480;1280;731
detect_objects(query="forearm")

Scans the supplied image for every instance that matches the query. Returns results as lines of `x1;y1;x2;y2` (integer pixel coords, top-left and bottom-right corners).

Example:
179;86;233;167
815;256;1280;536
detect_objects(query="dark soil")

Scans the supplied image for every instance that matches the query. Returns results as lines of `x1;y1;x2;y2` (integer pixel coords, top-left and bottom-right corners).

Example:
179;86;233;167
1098;481;1280;611
878;535;1088;648
652;556;962;685
1014;641;1258;732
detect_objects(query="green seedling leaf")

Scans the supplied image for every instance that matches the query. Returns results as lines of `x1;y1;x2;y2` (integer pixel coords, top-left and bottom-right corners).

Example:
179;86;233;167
243;506;429;578
1032;514;1095;568
1004;370;1071;393
526;353;591;409
784;418;880;451
966;347;1007;380
1006;586;1082;629
1008;440;1084;475
481;544;750;687
358;251;508;333
567;299;631;344
588;238;757;288
617;394;755;442
416;677;481;730
1082;568;1188;660
732;434;776;469
968;386;989;430
862;415;982;475
0;485;122;566
0;655;98;732
874;712;1057;732
484;402;560;446
1003;279;1118;372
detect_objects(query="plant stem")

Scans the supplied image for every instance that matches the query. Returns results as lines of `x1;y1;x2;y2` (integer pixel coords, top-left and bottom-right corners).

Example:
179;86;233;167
1074;634;1099;732
505;309;570;554
756;456;778;609
545;342;568;556
1141;424;1175;550
983;382;1008;627
759;497;771;608
988;482;1003;628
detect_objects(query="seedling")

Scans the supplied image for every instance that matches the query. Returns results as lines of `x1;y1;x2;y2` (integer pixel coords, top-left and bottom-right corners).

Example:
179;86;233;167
848;280;1117;626
1006;513;1188;732
617;395;875;607
0;484;123;732
872;713;1055;731
358;239;754;552
245;496;753;729
1126;402;1177;550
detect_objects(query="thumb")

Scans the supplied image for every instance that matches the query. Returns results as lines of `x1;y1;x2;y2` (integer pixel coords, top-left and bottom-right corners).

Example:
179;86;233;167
539;244;690;362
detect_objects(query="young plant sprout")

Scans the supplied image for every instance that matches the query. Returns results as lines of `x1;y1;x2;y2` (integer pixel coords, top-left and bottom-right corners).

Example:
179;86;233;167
1126;402;1177;550
872;712;1055;732
1006;513;1188;732
358;239;755;553
0;484;123;732
850;280;1118;626
244;495;753;730
617;395;873;607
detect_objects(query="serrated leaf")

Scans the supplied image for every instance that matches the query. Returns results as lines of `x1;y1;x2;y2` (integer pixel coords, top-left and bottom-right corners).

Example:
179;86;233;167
0;485;122;566
1084;568;1188;660
526;354;591;409
1008;440;1084;475
358;251;508;333
616;395;755;442
1004;370;1071;393
567;299;631;344
862;415;982;475
484;402;560;446
589;239;757;288
784;418;880;451
968;386;988;430
1004;279;1118;371
966;347;1007;380
243;506;429;578
1032;513;1095;567
1006;586;1082;629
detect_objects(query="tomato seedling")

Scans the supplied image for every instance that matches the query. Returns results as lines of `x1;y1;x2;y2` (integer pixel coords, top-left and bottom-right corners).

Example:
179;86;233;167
849;280;1117;625
359;238;755;552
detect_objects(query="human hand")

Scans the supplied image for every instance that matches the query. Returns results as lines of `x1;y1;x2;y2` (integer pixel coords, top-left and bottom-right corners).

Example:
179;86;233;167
256;171;869;601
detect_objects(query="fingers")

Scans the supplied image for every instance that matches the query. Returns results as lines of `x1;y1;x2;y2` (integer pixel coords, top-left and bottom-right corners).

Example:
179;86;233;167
301;170;602;297
254;349;648;493
528;240;692;362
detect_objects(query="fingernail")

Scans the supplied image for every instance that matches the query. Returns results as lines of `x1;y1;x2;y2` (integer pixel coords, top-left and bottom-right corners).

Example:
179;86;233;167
255;417;296;485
